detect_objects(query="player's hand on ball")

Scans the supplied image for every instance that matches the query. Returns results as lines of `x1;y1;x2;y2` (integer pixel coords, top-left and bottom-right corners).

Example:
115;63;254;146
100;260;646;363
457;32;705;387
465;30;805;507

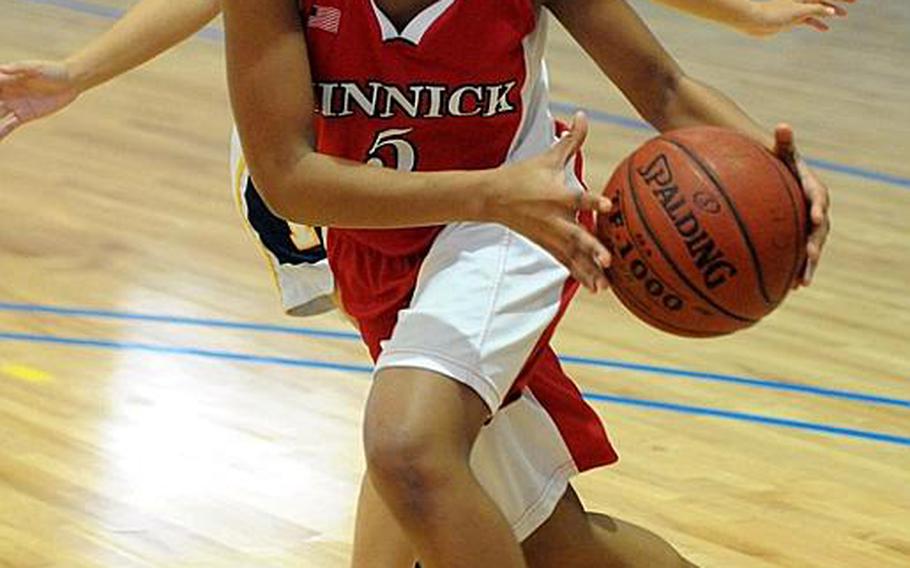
0;60;80;141
737;0;853;36
774;124;830;287
486;111;612;293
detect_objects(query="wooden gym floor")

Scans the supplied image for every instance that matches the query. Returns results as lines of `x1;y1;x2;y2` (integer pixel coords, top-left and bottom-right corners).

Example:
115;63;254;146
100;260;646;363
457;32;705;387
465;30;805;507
1;0;908;566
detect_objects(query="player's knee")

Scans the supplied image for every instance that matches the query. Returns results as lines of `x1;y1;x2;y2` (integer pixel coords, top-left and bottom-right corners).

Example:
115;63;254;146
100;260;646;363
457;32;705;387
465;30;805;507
364;428;458;514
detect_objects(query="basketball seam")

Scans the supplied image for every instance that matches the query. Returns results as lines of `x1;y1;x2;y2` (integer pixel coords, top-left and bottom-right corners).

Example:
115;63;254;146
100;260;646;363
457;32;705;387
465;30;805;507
625;151;755;324
664;138;772;306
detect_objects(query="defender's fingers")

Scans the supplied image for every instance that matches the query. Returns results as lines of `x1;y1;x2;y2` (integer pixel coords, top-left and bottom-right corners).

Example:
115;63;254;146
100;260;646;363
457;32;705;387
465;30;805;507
0;63;39;80
802;17;830;31
797;3;837;18
0;114;20;140
0;72;24;87
806;0;850;16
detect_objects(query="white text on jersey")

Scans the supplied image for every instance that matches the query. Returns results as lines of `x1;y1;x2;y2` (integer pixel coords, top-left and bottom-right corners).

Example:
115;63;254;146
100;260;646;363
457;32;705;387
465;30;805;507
316;80;518;119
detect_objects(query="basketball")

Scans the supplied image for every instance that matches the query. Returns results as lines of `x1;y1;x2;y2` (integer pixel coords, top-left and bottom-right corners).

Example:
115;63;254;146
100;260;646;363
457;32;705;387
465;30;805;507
597;127;808;337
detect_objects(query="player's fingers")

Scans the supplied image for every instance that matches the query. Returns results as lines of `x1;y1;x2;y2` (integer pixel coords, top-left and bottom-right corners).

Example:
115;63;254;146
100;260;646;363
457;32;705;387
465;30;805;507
801;258;816;286
544;239;591;291
800;198;830;287
553;111;588;165
574;191;612;215
807;210;829;258
798;159;829;213
810;186;830;221
564;222;611;290
808;221;829;259
803;234;825;286
568;254;606;292
773;123;796;163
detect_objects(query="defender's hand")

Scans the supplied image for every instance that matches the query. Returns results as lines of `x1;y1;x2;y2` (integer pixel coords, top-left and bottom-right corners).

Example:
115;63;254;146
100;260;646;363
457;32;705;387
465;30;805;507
774;124;830;287
738;0;853;36
486;112;612;293
0;60;80;141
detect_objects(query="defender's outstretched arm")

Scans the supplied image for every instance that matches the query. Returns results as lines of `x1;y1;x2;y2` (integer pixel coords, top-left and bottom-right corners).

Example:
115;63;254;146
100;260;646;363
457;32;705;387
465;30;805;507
651;0;853;36
0;0;219;139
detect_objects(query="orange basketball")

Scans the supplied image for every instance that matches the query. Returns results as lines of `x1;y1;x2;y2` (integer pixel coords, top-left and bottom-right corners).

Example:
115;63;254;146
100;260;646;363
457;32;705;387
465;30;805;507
597;127;808;337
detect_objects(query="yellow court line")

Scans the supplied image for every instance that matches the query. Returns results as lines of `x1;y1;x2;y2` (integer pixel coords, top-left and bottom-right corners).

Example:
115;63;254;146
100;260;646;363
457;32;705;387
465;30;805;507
1;362;54;384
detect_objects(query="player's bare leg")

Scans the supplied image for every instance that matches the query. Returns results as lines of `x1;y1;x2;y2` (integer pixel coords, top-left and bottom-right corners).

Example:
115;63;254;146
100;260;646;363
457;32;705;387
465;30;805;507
349;466;694;568
363;367;527;568
350;474;417;568
522;485;696;568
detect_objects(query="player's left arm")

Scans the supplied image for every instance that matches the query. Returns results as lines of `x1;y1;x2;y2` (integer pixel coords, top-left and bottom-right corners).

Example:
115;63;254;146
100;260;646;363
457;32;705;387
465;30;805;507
546;0;829;285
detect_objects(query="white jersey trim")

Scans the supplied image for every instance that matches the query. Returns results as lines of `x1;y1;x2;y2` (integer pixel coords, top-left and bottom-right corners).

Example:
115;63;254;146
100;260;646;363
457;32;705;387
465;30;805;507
506;10;584;193
370;0;457;44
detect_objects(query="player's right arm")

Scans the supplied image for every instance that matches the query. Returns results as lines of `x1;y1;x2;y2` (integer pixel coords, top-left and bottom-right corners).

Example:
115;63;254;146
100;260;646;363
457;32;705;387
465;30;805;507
651;0;853;36
223;0;610;292
0;0;220;139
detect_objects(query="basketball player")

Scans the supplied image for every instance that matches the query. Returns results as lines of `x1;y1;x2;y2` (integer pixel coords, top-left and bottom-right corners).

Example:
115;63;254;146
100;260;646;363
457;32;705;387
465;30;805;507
0;0;834;566
221;0;831;566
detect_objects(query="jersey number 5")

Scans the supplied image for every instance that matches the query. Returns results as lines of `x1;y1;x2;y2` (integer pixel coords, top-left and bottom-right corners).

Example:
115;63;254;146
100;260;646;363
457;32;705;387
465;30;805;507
366;128;417;172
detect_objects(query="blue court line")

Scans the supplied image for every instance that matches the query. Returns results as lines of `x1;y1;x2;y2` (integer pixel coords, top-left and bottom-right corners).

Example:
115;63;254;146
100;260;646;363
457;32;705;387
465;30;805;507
17;0;910;192
0;329;906;448
558;356;910;410
0;302;362;341
583;393;910;447
1;301;907;410
0;330;374;374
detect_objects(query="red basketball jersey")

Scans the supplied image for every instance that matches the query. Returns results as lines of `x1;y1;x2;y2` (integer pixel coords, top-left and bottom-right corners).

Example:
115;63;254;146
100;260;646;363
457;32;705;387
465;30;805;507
300;0;564;317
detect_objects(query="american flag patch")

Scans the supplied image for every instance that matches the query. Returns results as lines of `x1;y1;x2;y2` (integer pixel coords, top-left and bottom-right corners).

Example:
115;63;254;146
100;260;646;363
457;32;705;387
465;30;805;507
308;5;341;34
